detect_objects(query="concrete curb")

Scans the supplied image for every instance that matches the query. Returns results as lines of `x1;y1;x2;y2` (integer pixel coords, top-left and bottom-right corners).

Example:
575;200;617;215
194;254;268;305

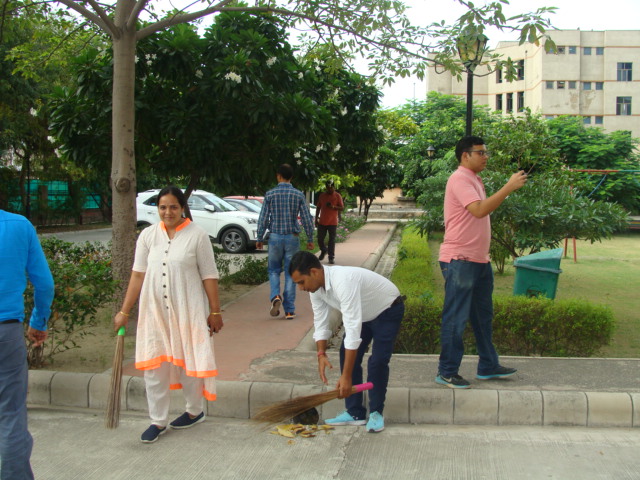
360;222;399;271
27;371;639;428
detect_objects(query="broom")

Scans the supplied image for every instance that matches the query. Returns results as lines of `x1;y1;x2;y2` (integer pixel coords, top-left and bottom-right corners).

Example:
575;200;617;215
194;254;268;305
105;326;126;429
253;382;373;424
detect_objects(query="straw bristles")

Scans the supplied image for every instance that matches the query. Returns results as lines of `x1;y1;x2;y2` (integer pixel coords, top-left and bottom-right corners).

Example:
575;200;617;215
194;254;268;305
253;386;357;424
104;333;125;429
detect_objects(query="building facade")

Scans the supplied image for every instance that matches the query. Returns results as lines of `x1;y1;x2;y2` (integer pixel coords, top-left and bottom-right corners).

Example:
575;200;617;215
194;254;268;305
427;30;640;138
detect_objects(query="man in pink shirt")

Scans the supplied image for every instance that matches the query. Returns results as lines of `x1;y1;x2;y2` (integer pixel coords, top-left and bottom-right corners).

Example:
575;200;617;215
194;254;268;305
436;136;527;389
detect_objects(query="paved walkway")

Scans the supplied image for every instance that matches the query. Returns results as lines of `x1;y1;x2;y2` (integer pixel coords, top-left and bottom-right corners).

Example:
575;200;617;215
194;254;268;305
28;220;640;428
29;408;640;480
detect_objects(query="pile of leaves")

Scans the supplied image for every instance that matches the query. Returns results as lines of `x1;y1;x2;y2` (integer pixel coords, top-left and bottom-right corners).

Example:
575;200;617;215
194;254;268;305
270;424;334;443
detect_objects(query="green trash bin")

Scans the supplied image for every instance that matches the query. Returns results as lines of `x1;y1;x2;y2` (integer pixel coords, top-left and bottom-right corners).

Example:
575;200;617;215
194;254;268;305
512;248;563;299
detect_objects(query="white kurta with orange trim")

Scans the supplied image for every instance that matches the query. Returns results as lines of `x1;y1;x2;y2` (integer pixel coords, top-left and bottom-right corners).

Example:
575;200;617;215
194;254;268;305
133;219;219;401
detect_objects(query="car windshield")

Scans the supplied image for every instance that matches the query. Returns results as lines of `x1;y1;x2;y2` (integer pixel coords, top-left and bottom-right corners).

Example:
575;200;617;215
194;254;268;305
245;199;263;207
228;200;261;214
192;192;237;212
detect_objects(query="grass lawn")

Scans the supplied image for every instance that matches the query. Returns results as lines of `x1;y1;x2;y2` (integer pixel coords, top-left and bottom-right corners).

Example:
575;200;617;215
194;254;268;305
428;232;640;358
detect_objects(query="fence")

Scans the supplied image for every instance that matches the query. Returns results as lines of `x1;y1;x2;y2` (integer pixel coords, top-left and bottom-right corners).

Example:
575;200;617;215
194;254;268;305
2;178;106;226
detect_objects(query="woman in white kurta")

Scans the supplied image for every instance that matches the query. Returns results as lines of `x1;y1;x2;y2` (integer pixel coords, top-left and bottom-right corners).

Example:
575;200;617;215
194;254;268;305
114;186;223;443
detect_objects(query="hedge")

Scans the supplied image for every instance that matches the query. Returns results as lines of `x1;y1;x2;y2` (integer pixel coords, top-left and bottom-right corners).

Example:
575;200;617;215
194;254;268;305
392;226;615;357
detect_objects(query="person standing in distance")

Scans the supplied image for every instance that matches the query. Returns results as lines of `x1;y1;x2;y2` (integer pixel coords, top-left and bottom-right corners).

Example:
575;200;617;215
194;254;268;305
256;164;314;321
0;209;54;479
436;136;527;389
289;251;405;433
315;181;344;264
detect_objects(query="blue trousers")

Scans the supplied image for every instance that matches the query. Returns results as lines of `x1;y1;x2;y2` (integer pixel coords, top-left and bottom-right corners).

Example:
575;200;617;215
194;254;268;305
0;322;34;480
438;260;499;377
339;302;404;419
267;234;300;313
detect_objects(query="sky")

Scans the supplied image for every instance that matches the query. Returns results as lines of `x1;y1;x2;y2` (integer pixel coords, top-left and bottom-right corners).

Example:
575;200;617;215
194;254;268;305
378;0;640;108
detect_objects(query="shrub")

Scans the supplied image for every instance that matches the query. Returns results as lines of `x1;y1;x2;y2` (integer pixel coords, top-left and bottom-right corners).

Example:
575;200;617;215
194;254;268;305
394;297;442;354
391;225;615;357
24;238;118;368
390;226;436;298
213;245;243;280
336;214;366;243
224;255;268;285
394;295;614;357
491;296;615;357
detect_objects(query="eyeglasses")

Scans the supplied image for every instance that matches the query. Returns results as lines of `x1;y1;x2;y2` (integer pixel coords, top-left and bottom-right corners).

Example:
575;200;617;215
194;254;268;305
466;150;490;157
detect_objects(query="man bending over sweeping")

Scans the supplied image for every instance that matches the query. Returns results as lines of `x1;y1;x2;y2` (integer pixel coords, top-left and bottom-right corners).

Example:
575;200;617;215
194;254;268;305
289;251;405;433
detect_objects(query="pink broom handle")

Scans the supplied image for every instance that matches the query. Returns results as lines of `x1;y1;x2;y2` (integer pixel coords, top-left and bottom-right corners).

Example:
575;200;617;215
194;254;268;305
353;382;374;393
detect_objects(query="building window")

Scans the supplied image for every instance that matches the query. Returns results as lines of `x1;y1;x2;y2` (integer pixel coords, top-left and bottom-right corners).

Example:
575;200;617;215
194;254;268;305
569;81;577;89
546;81;554;89
596;47;604;55
545;115;555;120
584;47;592;55
595;116;604;125
616;97;632;115
596;82;604;90
557;81;566;89
583;116;592;125
517;91;524;112
583;82;592;90
557;46;566;54
569;46;577;54
517;60;525;80
617;63;633;82
496;94;503;111
496;69;502;84
506;93;513;113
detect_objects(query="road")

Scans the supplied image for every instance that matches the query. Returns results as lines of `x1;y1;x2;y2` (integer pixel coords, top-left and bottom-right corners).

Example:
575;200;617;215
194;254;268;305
29;407;640;480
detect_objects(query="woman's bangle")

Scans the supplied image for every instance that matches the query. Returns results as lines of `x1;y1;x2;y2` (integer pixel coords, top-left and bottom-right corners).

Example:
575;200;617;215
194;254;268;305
210;312;222;316
317;351;327;357
119;311;130;317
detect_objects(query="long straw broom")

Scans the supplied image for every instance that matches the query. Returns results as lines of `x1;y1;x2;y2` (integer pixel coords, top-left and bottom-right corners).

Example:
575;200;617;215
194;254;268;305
105;326;126;429
253;382;373;424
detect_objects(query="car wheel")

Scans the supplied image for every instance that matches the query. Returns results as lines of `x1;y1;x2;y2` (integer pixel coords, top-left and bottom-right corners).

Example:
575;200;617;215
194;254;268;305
136;222;151;236
221;228;247;253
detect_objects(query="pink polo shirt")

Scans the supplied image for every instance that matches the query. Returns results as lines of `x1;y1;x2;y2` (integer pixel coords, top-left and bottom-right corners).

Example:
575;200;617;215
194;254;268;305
439;166;491;264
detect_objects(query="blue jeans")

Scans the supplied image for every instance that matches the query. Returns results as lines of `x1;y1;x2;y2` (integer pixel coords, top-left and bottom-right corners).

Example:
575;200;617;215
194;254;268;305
0;322;34;480
340;301;404;419
438;260;499;377
267;234;300;313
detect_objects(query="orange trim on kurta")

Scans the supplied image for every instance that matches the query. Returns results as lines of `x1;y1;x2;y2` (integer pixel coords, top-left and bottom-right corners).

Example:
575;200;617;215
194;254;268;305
160;218;191;232
169;383;217;401
136;356;218;378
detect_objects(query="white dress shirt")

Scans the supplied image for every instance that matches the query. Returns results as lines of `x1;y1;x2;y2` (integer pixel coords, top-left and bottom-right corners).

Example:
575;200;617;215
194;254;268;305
311;265;400;350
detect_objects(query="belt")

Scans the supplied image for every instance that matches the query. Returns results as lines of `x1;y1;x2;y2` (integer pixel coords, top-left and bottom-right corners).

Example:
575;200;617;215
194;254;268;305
0;319;20;325
391;295;406;306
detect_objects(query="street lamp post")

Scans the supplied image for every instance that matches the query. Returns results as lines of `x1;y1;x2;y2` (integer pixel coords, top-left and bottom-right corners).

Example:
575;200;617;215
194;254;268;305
457;30;488;136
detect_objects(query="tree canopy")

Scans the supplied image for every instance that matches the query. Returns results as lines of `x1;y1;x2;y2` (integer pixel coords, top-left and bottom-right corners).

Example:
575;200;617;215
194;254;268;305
395;95;630;272
547;116;640;214
48;12;386;197
2;0;558;294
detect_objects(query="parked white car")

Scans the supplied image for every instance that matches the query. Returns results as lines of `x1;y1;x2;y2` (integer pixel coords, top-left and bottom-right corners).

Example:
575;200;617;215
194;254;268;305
136;189;259;253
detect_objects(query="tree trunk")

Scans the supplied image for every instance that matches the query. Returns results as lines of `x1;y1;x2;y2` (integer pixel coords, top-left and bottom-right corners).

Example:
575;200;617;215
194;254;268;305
110;8;138;308
363;198;373;220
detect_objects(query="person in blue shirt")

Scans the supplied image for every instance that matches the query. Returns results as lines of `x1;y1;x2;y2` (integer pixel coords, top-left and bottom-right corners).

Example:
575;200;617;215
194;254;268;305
256;164;314;320
0;209;54;480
